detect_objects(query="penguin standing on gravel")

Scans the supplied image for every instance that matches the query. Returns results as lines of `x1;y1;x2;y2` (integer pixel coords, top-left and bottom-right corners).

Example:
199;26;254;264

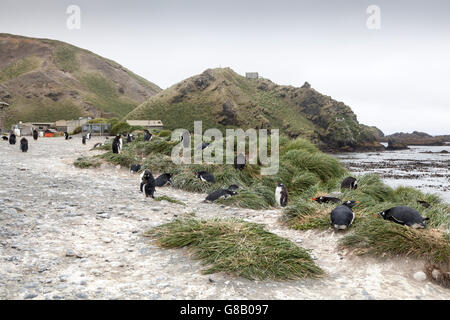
140;170;156;198
86;132;91;140
9;132;16;145
275;182;289;207
377;206;430;229
33;129;38;141
112;135;122;154
82;135;87;145
341;177;358;190
64;132;69;140
330;200;360;230
20;137;28;152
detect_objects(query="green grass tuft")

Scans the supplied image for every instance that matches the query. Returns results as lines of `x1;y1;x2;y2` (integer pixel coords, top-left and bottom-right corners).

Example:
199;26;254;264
145;218;324;280
340;216;450;265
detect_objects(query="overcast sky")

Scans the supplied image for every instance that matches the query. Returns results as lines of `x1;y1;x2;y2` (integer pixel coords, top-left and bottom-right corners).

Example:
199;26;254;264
1;0;449;135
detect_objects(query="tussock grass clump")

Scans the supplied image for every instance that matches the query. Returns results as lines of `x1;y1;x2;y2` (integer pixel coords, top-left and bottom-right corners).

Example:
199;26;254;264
74;156;101;169
145;218;324;280
340;216;450;265
154;196;185;206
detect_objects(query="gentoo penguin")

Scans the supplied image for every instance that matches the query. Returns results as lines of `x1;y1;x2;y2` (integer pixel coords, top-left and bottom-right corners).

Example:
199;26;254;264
204;188;238;203
86;132;92;140
234;153;246;171
144;130;153;142
275;182;289;207
9;133;16;145
312;196;341;204
330;200;360;230
341;176;358;190
417;200;431;208
140;170;156;198
378;206;430;229
2;136;9;141
197;142;210;150
33;129;38;141
155;173;173;187
130;164;141;173
82;135;87;145
227;184;240;192
112;135;122;154
64;132;69;140
127;133;132;143
195;171;216;183
20;138;28;152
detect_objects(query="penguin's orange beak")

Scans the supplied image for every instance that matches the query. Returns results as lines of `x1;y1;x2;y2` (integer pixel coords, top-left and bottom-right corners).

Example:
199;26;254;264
355;201;360;204
312;197;317;201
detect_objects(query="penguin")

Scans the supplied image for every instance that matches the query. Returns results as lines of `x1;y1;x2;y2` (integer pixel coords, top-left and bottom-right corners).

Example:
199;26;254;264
377;206;430;229
197;142;210;150
275;182;289;207
330;200;360;230
64;132;69;140
227;184;240;192
181;132;190;148
341;177;358;190
127;133;132;143
9;133;16;145
204;188;238;203
20;138;28;152
130;164;141;173
140;170;156;198
195;171;216;183
112;135;122;154
155;173;173;187
234;153;246;171
417;200;431;208
93;142;104;149
2;136;8;141
82;135;87;145
144;130;153;142
86;132;92;140
32;129;38;141
312;196;341;204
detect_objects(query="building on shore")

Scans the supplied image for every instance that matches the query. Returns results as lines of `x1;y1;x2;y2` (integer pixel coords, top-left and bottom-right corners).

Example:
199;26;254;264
55;117;92;133
11;122;54;136
126;120;164;130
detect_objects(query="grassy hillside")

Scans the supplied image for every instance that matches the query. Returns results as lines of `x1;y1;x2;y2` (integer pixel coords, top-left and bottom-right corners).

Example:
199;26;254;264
0;33;161;128
127;68;383;151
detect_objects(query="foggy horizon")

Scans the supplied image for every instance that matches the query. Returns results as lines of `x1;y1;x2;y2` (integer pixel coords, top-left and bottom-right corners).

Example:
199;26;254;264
1;0;449;135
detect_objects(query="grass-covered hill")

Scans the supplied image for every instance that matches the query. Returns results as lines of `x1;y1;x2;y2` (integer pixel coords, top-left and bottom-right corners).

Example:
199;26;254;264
126;68;384;152
0;33;161;129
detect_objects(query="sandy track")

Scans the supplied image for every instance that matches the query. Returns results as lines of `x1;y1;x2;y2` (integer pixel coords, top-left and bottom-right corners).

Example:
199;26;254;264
0;136;449;300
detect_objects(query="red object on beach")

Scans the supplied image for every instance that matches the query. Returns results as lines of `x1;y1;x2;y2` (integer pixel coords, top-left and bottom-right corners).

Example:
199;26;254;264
44;132;54;137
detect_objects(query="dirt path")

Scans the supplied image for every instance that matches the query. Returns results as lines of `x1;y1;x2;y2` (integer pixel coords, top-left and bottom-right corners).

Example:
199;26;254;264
0;137;449;300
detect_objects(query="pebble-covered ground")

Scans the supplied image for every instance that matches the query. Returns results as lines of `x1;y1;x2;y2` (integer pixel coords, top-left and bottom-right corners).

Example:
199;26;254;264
0;136;449;300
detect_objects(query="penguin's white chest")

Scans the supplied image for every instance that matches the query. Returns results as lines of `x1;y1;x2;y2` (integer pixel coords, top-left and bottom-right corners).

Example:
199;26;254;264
275;187;282;206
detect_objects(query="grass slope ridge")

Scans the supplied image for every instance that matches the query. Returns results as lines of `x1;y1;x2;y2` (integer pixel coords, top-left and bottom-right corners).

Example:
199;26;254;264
0;33;161;128
145;218;324;280
127;67;383;151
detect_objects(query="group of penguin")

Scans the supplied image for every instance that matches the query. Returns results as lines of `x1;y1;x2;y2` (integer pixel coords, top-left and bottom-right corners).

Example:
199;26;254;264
309;176;431;230
2;129;40;152
134;167;241;202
